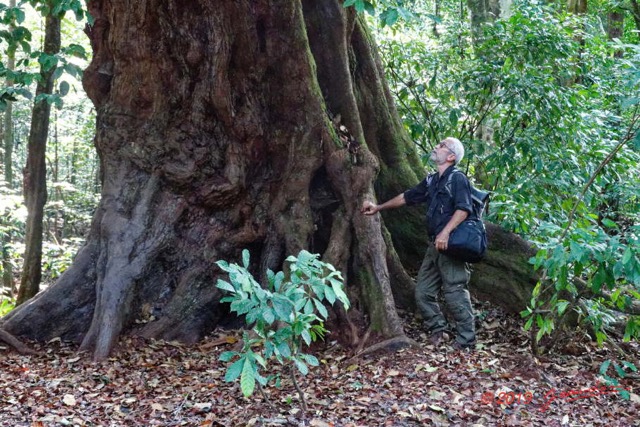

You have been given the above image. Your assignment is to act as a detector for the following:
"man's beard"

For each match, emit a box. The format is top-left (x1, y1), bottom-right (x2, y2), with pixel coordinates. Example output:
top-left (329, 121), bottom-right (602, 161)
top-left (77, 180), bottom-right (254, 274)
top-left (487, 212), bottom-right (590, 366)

top-left (430, 150), bottom-right (444, 164)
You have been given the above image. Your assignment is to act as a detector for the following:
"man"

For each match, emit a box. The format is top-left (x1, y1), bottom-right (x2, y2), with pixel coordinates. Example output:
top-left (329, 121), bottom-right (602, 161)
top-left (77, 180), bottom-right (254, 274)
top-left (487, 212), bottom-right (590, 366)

top-left (361, 137), bottom-right (476, 350)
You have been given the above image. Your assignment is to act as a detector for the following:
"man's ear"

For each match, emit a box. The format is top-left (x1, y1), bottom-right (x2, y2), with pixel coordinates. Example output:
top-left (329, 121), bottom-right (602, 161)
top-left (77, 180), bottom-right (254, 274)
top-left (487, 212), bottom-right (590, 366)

top-left (447, 153), bottom-right (456, 163)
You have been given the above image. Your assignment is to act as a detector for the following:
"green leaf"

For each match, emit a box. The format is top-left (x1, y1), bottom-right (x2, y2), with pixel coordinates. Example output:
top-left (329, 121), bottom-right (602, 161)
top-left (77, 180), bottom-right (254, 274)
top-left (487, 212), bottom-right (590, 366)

top-left (524, 315), bottom-right (534, 330)
top-left (324, 286), bottom-right (336, 305)
top-left (219, 351), bottom-right (236, 362)
top-left (301, 353), bottom-right (319, 366)
top-left (536, 314), bottom-right (544, 329)
top-left (272, 297), bottom-right (293, 321)
top-left (301, 329), bottom-right (312, 346)
top-left (556, 301), bottom-right (570, 315)
top-left (58, 80), bottom-right (70, 96)
top-left (216, 279), bottom-right (236, 293)
top-left (303, 298), bottom-right (314, 315)
top-left (449, 109), bottom-right (459, 127)
top-left (242, 249), bottom-right (250, 268)
top-left (294, 358), bottom-right (309, 375)
top-left (230, 299), bottom-right (255, 315)
top-left (224, 359), bottom-right (244, 382)
top-left (380, 8), bottom-right (399, 27)
top-left (364, 1), bottom-right (375, 16)
top-left (263, 307), bottom-right (275, 324)
top-left (600, 360), bottom-right (611, 377)
top-left (276, 341), bottom-right (291, 358)
top-left (253, 352), bottom-right (267, 368)
top-left (614, 362), bottom-right (626, 378)
top-left (313, 298), bottom-right (329, 320)
top-left (240, 358), bottom-right (256, 397)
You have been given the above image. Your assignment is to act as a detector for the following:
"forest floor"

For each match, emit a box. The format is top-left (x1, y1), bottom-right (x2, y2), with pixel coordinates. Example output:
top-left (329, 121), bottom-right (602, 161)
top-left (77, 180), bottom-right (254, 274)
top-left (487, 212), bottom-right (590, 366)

top-left (1, 302), bottom-right (640, 427)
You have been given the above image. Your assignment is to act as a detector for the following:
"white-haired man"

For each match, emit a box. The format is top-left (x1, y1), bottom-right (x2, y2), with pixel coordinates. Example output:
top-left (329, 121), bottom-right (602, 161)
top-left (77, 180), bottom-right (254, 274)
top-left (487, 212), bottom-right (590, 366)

top-left (361, 137), bottom-right (476, 350)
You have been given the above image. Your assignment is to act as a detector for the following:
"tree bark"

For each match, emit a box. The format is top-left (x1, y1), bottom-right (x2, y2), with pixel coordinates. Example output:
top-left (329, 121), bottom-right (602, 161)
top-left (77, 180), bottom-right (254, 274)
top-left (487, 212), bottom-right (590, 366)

top-left (467, 0), bottom-right (502, 43)
top-left (631, 0), bottom-right (640, 35)
top-left (568, 0), bottom-right (587, 14)
top-left (2, 0), bottom-right (537, 360)
top-left (2, 0), bottom-right (16, 188)
top-left (606, 9), bottom-right (624, 57)
top-left (17, 5), bottom-right (62, 305)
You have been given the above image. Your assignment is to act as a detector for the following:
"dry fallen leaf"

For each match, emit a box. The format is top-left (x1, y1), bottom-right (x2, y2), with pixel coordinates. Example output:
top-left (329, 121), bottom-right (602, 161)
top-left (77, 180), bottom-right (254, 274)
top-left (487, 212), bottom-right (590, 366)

top-left (62, 394), bottom-right (76, 406)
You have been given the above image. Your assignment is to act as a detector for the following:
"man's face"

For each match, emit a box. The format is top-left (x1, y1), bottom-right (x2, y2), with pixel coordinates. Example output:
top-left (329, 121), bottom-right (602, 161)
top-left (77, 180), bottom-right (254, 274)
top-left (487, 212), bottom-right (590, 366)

top-left (431, 141), bottom-right (455, 165)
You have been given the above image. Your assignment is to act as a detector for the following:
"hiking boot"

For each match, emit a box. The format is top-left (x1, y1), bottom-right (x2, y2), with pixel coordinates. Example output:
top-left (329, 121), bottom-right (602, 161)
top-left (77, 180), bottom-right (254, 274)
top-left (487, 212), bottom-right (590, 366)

top-left (429, 331), bottom-right (450, 346)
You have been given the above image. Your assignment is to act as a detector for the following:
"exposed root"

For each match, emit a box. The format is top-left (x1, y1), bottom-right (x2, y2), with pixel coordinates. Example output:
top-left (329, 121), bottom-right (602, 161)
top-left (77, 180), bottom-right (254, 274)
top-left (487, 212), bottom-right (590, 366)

top-left (354, 326), bottom-right (372, 355)
top-left (352, 335), bottom-right (419, 359)
top-left (0, 329), bottom-right (38, 355)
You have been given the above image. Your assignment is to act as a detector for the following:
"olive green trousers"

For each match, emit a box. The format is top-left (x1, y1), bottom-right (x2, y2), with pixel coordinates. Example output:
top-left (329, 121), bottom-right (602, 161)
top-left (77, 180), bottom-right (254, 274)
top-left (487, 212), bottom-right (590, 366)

top-left (416, 244), bottom-right (476, 346)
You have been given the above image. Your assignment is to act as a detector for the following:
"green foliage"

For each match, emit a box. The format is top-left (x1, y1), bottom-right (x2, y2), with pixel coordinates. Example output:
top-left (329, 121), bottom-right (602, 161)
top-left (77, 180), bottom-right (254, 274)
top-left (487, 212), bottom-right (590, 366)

top-left (598, 359), bottom-right (637, 400)
top-left (216, 249), bottom-right (349, 405)
top-left (0, 296), bottom-right (15, 316)
top-left (375, 0), bottom-right (640, 350)
top-left (0, 0), bottom-right (89, 110)
top-left (0, 184), bottom-right (27, 285)
top-left (342, 0), bottom-right (418, 27)
top-left (1, 1), bottom-right (97, 299)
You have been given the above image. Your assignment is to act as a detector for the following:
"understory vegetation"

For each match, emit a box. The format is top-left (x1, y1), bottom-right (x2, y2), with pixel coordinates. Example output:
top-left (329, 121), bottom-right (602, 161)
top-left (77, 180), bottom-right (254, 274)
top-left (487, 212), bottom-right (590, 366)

top-left (374, 0), bottom-right (640, 353)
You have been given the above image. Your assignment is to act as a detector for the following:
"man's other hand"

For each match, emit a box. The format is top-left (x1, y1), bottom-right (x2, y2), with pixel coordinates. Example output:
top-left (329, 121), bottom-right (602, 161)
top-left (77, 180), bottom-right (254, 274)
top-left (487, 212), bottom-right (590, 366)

top-left (361, 201), bottom-right (379, 215)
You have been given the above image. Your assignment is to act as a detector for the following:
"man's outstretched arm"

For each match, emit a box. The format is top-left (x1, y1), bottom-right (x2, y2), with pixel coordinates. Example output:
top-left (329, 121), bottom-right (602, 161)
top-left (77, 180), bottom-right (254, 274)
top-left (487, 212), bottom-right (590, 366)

top-left (361, 193), bottom-right (406, 215)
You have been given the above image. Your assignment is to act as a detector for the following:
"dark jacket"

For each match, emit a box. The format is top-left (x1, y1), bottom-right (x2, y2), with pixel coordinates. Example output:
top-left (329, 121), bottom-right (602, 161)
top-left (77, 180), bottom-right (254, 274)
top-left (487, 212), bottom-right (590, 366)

top-left (403, 165), bottom-right (473, 237)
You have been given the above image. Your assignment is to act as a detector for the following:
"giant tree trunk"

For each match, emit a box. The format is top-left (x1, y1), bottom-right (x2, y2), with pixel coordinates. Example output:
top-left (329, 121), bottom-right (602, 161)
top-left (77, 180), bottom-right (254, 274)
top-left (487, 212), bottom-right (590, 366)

top-left (2, 0), bottom-right (537, 360)
top-left (17, 5), bottom-right (62, 305)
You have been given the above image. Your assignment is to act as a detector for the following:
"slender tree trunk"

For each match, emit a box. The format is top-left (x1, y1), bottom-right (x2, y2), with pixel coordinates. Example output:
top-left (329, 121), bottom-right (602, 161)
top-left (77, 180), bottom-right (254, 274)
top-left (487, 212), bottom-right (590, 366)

top-left (467, 0), bottom-right (502, 44)
top-left (2, 0), bottom-right (538, 360)
top-left (631, 0), bottom-right (640, 35)
top-left (3, 0), bottom-right (17, 188)
top-left (17, 6), bottom-right (62, 305)
top-left (567, 0), bottom-right (587, 14)
top-left (1, 0), bottom-right (16, 295)
top-left (69, 137), bottom-right (77, 185)
top-left (2, 236), bottom-right (14, 297)
top-left (607, 9), bottom-right (624, 57)
top-left (53, 110), bottom-right (59, 185)
top-left (433, 0), bottom-right (441, 37)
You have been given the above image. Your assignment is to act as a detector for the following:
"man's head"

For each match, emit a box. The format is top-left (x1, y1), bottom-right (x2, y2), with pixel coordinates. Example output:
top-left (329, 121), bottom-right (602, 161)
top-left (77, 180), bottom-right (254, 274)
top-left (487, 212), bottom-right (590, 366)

top-left (431, 137), bottom-right (464, 166)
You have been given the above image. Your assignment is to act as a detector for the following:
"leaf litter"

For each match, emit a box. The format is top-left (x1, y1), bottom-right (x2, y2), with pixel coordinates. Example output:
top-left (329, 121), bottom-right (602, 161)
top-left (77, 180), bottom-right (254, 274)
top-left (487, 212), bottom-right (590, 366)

top-left (1, 304), bottom-right (639, 426)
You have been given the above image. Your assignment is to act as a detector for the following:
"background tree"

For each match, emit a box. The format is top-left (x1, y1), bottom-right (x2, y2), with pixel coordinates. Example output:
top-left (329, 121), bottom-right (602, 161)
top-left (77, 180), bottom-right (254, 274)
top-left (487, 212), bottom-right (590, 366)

top-left (2, 0), bottom-right (17, 189)
top-left (17, 1), bottom-right (63, 305)
top-left (1, 0), bottom-right (92, 306)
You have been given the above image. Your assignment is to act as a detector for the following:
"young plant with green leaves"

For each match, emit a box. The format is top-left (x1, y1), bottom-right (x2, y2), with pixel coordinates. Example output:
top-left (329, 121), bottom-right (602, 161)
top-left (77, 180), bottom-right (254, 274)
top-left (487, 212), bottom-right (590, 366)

top-left (599, 358), bottom-right (637, 400)
top-left (216, 249), bottom-right (350, 411)
top-left (520, 37), bottom-right (640, 353)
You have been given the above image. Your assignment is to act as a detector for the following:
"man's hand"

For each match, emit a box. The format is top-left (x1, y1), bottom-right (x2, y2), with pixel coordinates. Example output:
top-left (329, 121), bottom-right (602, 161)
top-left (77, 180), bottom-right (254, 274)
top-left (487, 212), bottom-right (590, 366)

top-left (361, 201), bottom-right (379, 215)
top-left (435, 210), bottom-right (468, 252)
top-left (435, 230), bottom-right (450, 252)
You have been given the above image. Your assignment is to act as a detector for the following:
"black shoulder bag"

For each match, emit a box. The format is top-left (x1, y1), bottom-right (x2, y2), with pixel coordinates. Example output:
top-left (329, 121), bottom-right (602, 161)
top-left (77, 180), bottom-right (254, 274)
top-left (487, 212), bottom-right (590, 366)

top-left (442, 172), bottom-right (489, 263)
